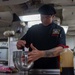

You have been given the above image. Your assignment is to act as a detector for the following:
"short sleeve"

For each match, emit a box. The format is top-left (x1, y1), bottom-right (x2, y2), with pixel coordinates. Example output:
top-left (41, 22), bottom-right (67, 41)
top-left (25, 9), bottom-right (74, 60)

top-left (58, 27), bottom-right (66, 48)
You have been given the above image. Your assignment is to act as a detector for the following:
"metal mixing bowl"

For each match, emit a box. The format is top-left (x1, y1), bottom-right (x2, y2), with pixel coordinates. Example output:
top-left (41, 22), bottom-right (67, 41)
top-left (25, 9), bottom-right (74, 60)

top-left (13, 50), bottom-right (34, 71)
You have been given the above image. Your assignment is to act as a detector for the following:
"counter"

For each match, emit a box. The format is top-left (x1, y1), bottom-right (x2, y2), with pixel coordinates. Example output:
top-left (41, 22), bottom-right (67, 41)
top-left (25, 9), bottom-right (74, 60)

top-left (0, 73), bottom-right (59, 75)
top-left (0, 69), bottom-right (74, 75)
top-left (0, 69), bottom-right (60, 75)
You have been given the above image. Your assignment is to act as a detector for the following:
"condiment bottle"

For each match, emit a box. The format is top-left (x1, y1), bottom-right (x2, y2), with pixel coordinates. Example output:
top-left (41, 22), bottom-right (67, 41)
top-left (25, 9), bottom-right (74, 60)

top-left (60, 45), bottom-right (74, 75)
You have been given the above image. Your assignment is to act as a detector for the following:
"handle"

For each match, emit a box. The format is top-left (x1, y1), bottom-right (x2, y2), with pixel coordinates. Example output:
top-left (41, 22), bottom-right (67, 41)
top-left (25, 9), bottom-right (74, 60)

top-left (22, 47), bottom-right (29, 67)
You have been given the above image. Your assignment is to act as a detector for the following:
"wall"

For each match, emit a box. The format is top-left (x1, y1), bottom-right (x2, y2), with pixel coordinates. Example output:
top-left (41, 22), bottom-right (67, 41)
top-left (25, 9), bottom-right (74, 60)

top-left (66, 35), bottom-right (75, 49)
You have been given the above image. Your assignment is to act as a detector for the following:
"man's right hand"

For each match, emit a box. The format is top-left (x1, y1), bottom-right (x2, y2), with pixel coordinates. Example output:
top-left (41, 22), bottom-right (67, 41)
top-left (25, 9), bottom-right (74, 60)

top-left (16, 40), bottom-right (26, 49)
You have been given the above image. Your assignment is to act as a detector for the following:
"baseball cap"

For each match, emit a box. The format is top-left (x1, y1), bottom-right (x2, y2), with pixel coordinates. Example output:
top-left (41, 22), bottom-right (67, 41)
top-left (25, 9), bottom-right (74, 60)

top-left (38, 4), bottom-right (56, 15)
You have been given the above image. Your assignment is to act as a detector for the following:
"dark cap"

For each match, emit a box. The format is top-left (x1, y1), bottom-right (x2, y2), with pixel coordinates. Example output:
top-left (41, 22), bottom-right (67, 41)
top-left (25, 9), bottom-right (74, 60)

top-left (38, 4), bottom-right (56, 15)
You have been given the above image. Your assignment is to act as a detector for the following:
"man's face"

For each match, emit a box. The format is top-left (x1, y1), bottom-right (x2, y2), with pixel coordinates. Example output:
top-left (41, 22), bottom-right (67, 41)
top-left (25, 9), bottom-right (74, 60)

top-left (41, 14), bottom-right (54, 26)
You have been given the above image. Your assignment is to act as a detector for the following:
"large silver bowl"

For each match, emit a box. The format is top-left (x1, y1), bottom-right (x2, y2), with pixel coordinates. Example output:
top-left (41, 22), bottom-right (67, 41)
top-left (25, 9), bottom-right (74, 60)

top-left (13, 50), bottom-right (34, 71)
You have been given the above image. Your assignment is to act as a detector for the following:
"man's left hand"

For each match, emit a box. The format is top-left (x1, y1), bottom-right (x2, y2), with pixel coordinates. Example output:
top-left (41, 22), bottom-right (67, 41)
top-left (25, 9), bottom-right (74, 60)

top-left (28, 43), bottom-right (45, 63)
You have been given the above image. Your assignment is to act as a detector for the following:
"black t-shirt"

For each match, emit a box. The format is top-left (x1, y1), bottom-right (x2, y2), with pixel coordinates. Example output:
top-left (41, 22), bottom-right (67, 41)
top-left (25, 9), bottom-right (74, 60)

top-left (21, 22), bottom-right (66, 69)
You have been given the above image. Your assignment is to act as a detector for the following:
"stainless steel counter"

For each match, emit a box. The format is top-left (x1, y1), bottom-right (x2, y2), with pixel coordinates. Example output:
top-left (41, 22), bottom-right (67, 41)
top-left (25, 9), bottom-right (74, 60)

top-left (0, 69), bottom-right (74, 75)
top-left (0, 69), bottom-right (60, 75)
top-left (29, 69), bottom-right (60, 75)
top-left (0, 73), bottom-right (59, 75)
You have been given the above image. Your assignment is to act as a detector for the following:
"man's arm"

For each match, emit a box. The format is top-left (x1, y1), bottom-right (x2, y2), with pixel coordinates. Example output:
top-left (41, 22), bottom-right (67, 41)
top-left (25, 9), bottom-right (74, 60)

top-left (44, 46), bottom-right (63, 57)
top-left (28, 44), bottom-right (64, 63)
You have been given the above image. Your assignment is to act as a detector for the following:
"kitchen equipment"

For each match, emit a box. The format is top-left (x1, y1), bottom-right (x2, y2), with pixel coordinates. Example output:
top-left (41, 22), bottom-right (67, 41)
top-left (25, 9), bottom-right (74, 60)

top-left (13, 50), bottom-right (34, 74)
top-left (0, 47), bottom-right (8, 65)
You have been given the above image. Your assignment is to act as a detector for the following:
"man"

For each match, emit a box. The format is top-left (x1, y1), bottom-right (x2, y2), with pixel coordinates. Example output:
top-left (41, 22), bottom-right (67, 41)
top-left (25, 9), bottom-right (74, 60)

top-left (16, 4), bottom-right (66, 69)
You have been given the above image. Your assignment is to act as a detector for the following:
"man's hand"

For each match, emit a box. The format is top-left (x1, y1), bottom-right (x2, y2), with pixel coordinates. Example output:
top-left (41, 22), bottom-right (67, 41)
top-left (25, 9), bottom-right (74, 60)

top-left (28, 44), bottom-right (45, 63)
top-left (16, 40), bottom-right (26, 49)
